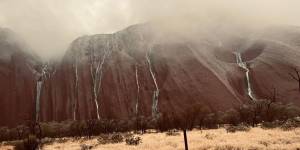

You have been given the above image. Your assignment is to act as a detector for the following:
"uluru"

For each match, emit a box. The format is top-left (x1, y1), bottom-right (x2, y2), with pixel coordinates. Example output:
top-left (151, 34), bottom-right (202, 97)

top-left (1, 1), bottom-right (300, 149)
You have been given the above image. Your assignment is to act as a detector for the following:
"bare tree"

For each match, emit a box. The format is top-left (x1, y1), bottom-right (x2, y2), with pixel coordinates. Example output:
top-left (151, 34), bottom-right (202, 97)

top-left (250, 101), bottom-right (264, 127)
top-left (289, 67), bottom-right (300, 92)
top-left (265, 87), bottom-right (277, 110)
top-left (26, 120), bottom-right (42, 140)
top-left (16, 125), bottom-right (27, 140)
top-left (264, 87), bottom-right (277, 122)
top-left (85, 120), bottom-right (97, 139)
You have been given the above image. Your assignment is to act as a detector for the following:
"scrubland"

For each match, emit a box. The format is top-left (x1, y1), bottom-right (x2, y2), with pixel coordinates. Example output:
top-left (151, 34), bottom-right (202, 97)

top-left (2, 127), bottom-right (297, 150)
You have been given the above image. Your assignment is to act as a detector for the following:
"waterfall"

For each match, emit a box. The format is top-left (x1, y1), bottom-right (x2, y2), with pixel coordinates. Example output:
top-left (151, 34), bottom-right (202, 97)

top-left (135, 64), bottom-right (140, 115)
top-left (35, 64), bottom-right (49, 121)
top-left (146, 47), bottom-right (160, 118)
top-left (73, 62), bottom-right (79, 121)
top-left (35, 79), bottom-right (43, 122)
top-left (90, 41), bottom-right (110, 120)
top-left (234, 52), bottom-right (256, 101)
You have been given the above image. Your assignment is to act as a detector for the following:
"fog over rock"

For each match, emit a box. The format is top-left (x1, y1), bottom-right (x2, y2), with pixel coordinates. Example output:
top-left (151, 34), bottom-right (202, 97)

top-left (1, 0), bottom-right (300, 60)
top-left (1, 23), bottom-right (300, 127)
top-left (1, 0), bottom-right (300, 126)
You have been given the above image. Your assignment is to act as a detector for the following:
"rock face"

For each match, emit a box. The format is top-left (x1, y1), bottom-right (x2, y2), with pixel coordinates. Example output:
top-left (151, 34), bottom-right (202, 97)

top-left (1, 24), bottom-right (300, 127)
top-left (38, 24), bottom-right (243, 122)
top-left (250, 27), bottom-right (300, 105)
top-left (0, 28), bottom-right (40, 126)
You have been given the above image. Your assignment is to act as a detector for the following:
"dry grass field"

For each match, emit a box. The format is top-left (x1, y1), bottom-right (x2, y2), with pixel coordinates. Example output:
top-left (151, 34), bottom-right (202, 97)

top-left (2, 127), bottom-right (300, 150)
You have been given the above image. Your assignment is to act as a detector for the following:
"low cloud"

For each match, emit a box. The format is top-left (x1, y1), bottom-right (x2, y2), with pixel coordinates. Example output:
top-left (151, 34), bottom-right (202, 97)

top-left (0, 0), bottom-right (300, 59)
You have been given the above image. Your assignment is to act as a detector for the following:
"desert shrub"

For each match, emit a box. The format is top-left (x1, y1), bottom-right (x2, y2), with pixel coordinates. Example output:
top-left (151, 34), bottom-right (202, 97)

top-left (92, 119), bottom-right (119, 134)
top-left (280, 118), bottom-right (300, 131)
top-left (133, 116), bottom-right (149, 134)
top-left (25, 121), bottom-right (42, 140)
top-left (97, 133), bottom-right (124, 144)
top-left (69, 121), bottom-right (86, 137)
top-left (14, 134), bottom-right (40, 150)
top-left (8, 128), bottom-right (20, 141)
top-left (279, 104), bottom-right (300, 120)
top-left (85, 119), bottom-right (99, 138)
top-left (0, 127), bottom-right (24, 141)
top-left (123, 132), bottom-right (134, 138)
top-left (0, 127), bottom-right (10, 142)
top-left (156, 113), bottom-right (173, 132)
top-left (204, 133), bottom-right (216, 140)
top-left (40, 122), bottom-right (65, 138)
top-left (203, 113), bottom-right (219, 129)
top-left (23, 134), bottom-right (39, 150)
top-left (111, 133), bottom-right (124, 143)
top-left (97, 134), bottom-right (110, 144)
top-left (12, 140), bottom-right (25, 150)
top-left (165, 129), bottom-right (180, 136)
top-left (183, 103), bottom-right (211, 130)
top-left (261, 121), bottom-right (283, 129)
top-left (56, 137), bottom-right (68, 143)
top-left (80, 144), bottom-right (93, 150)
top-left (125, 136), bottom-right (142, 145)
top-left (231, 99), bottom-right (300, 127)
top-left (58, 121), bottom-right (73, 137)
top-left (226, 124), bottom-right (250, 133)
top-left (222, 109), bottom-right (240, 125)
top-left (259, 140), bottom-right (270, 147)
top-left (156, 104), bottom-right (212, 131)
top-left (16, 125), bottom-right (29, 140)
top-left (215, 145), bottom-right (243, 150)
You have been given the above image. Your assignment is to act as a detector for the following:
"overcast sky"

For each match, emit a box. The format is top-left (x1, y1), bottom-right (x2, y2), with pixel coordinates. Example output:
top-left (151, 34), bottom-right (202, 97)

top-left (0, 0), bottom-right (300, 59)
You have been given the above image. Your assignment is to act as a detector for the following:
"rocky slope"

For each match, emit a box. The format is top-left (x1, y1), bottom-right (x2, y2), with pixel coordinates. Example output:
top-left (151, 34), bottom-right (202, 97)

top-left (251, 26), bottom-right (300, 105)
top-left (37, 24), bottom-right (242, 122)
top-left (0, 28), bottom-right (41, 126)
top-left (1, 24), bottom-right (300, 126)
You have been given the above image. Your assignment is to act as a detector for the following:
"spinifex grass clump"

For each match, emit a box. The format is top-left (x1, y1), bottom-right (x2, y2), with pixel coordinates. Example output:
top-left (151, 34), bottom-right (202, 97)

top-left (261, 121), bottom-right (284, 129)
top-left (125, 136), bottom-right (142, 145)
top-left (226, 124), bottom-right (250, 133)
top-left (14, 134), bottom-right (39, 150)
top-left (280, 118), bottom-right (300, 131)
top-left (97, 133), bottom-right (124, 144)
top-left (166, 129), bottom-right (180, 136)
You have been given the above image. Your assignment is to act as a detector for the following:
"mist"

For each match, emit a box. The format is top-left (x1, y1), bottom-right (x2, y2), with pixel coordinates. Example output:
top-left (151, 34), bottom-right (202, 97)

top-left (0, 0), bottom-right (300, 60)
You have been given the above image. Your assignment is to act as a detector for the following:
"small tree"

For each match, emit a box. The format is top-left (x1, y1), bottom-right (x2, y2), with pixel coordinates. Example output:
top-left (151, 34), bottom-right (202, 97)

top-left (250, 101), bottom-right (264, 127)
top-left (222, 109), bottom-right (240, 125)
top-left (203, 113), bottom-right (219, 129)
top-left (0, 127), bottom-right (9, 142)
top-left (69, 121), bottom-right (85, 137)
top-left (25, 121), bottom-right (42, 140)
top-left (289, 67), bottom-right (300, 92)
top-left (134, 116), bottom-right (147, 134)
top-left (156, 113), bottom-right (173, 132)
top-left (264, 88), bottom-right (277, 122)
top-left (235, 105), bottom-right (252, 124)
top-left (182, 103), bottom-right (210, 130)
top-left (16, 125), bottom-right (27, 140)
top-left (85, 120), bottom-right (97, 139)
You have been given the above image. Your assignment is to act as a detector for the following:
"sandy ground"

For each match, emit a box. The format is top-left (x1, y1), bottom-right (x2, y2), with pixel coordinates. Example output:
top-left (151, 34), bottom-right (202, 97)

top-left (2, 128), bottom-right (300, 150)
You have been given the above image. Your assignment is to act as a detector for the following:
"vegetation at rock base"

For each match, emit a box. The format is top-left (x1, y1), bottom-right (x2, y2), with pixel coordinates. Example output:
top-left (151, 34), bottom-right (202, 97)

top-left (0, 99), bottom-right (300, 149)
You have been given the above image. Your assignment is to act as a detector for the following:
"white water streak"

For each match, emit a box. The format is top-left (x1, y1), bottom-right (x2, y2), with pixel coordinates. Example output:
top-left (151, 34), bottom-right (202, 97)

top-left (35, 80), bottom-right (43, 122)
top-left (235, 52), bottom-right (256, 101)
top-left (91, 41), bottom-right (110, 120)
top-left (135, 64), bottom-right (140, 115)
top-left (146, 47), bottom-right (160, 118)
top-left (35, 64), bottom-right (49, 121)
top-left (73, 62), bottom-right (78, 121)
